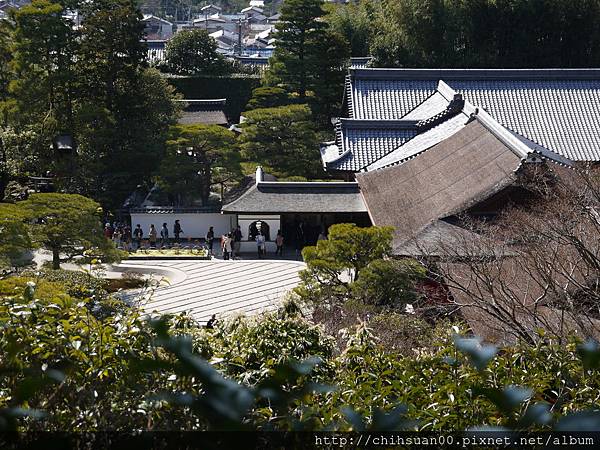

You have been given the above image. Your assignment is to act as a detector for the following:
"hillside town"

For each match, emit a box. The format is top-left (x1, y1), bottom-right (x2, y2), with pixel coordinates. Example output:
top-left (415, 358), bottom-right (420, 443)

top-left (0, 0), bottom-right (600, 445)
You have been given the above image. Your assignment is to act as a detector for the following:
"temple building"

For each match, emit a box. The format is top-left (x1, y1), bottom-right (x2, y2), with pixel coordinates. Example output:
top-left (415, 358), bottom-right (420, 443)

top-left (130, 68), bottom-right (600, 255)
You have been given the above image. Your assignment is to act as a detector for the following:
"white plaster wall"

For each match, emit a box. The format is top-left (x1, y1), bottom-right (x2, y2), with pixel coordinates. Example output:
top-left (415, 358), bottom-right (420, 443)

top-left (130, 213), bottom-right (235, 240)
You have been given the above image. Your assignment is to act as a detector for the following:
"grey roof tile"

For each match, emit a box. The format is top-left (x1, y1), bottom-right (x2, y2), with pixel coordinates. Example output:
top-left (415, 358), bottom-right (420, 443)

top-left (327, 120), bottom-right (417, 172)
top-left (347, 69), bottom-right (600, 161)
top-left (402, 91), bottom-right (450, 120)
top-left (448, 79), bottom-right (600, 161)
top-left (222, 182), bottom-right (367, 214)
top-left (351, 79), bottom-right (436, 119)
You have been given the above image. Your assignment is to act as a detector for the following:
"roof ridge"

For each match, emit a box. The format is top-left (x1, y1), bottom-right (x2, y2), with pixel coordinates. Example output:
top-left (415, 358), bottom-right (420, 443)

top-left (415, 94), bottom-right (464, 133)
top-left (339, 118), bottom-right (419, 129)
top-left (349, 68), bottom-right (600, 80)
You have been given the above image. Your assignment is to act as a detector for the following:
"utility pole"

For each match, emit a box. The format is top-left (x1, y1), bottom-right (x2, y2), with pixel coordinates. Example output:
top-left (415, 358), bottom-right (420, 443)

top-left (237, 18), bottom-right (244, 56)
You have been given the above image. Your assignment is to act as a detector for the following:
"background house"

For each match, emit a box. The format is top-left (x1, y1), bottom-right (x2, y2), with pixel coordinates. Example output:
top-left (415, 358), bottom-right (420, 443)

top-left (142, 14), bottom-right (173, 40)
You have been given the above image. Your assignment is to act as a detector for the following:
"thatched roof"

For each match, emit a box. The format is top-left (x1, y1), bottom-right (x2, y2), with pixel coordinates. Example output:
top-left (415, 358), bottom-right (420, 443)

top-left (356, 120), bottom-right (523, 254)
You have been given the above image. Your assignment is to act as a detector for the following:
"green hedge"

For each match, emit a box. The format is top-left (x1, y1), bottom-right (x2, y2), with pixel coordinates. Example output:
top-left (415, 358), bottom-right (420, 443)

top-left (166, 75), bottom-right (261, 123)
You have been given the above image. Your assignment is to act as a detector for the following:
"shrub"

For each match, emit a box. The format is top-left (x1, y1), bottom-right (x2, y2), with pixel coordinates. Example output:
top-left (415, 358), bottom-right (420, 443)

top-left (352, 258), bottom-right (426, 307)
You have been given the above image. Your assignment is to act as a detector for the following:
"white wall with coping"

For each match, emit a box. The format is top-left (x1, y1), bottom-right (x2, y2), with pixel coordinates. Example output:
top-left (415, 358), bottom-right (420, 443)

top-left (130, 212), bottom-right (235, 240)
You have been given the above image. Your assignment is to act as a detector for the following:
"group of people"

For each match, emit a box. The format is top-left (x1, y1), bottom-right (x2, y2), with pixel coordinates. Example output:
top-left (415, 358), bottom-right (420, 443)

top-left (204, 226), bottom-right (286, 259)
top-left (105, 219), bottom-right (291, 257)
top-left (106, 220), bottom-right (184, 251)
top-left (205, 225), bottom-right (243, 260)
top-left (104, 223), bottom-right (133, 251)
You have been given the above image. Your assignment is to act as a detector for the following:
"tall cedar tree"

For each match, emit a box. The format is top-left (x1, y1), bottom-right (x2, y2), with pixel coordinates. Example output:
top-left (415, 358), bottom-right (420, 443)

top-left (6, 1), bottom-right (77, 170)
top-left (269, 0), bottom-right (348, 115)
top-left (270, 0), bottom-right (326, 99)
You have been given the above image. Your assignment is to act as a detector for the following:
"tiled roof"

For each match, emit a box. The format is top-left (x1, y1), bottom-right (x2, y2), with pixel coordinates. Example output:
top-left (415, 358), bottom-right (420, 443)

top-left (450, 80), bottom-right (600, 161)
top-left (145, 40), bottom-right (167, 63)
top-left (130, 205), bottom-right (221, 213)
top-left (176, 99), bottom-right (228, 126)
top-left (366, 113), bottom-right (469, 171)
top-left (349, 57), bottom-right (373, 69)
top-left (350, 78), bottom-right (436, 120)
top-left (324, 119), bottom-right (417, 172)
top-left (346, 68), bottom-right (600, 161)
top-left (222, 181), bottom-right (367, 214)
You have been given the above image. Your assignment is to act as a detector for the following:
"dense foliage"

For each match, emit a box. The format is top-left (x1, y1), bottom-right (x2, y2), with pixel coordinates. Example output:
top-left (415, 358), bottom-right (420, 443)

top-left (238, 104), bottom-right (322, 179)
top-left (164, 29), bottom-right (231, 76)
top-left (267, 0), bottom-right (349, 126)
top-left (2, 275), bottom-right (600, 433)
top-left (158, 124), bottom-right (241, 206)
top-left (325, 0), bottom-right (600, 68)
top-left (167, 75), bottom-right (260, 124)
top-left (0, 193), bottom-right (122, 271)
top-left (0, 0), bottom-right (179, 209)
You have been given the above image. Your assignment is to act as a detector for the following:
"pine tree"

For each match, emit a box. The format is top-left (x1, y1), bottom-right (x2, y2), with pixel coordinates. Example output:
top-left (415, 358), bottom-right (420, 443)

top-left (267, 0), bottom-right (349, 127)
top-left (269, 0), bottom-right (327, 99)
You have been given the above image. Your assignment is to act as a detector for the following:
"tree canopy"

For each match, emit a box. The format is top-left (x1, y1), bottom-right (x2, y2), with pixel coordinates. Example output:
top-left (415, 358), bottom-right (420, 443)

top-left (238, 104), bottom-right (322, 179)
top-left (267, 0), bottom-right (349, 127)
top-left (329, 0), bottom-right (600, 68)
top-left (158, 124), bottom-right (241, 206)
top-left (18, 193), bottom-right (119, 269)
top-left (0, 0), bottom-right (179, 210)
top-left (164, 29), bottom-right (229, 76)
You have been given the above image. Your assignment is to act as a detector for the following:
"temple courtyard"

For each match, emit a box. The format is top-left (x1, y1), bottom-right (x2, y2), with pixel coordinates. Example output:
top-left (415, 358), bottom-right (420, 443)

top-left (116, 258), bottom-right (306, 323)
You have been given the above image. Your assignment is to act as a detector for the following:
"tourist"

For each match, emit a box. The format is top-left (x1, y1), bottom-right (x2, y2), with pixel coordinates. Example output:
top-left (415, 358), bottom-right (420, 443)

top-left (104, 223), bottom-right (113, 239)
top-left (122, 225), bottom-right (132, 252)
top-left (149, 224), bottom-right (157, 249)
top-left (112, 226), bottom-right (122, 248)
top-left (133, 224), bottom-right (143, 250)
top-left (232, 225), bottom-right (242, 259)
top-left (295, 221), bottom-right (305, 255)
top-left (256, 232), bottom-right (266, 258)
top-left (173, 220), bottom-right (183, 245)
top-left (205, 314), bottom-right (217, 329)
top-left (160, 223), bottom-right (169, 248)
top-left (275, 229), bottom-right (284, 256)
top-left (318, 231), bottom-right (327, 241)
top-left (222, 233), bottom-right (232, 260)
top-left (206, 226), bottom-right (215, 255)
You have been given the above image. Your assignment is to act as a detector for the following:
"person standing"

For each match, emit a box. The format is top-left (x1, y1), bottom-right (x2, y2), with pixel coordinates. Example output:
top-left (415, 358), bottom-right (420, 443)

top-left (256, 232), bottom-right (265, 258)
top-left (232, 225), bottom-right (242, 259)
top-left (205, 314), bottom-right (217, 329)
top-left (104, 223), bottom-right (113, 239)
top-left (275, 229), bottom-right (284, 256)
top-left (206, 226), bottom-right (215, 255)
top-left (149, 224), bottom-right (157, 249)
top-left (133, 224), bottom-right (143, 250)
top-left (222, 233), bottom-right (232, 260)
top-left (112, 226), bottom-right (122, 249)
top-left (173, 220), bottom-right (183, 245)
top-left (122, 225), bottom-right (132, 252)
top-left (295, 221), bottom-right (305, 255)
top-left (160, 223), bottom-right (169, 248)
